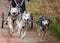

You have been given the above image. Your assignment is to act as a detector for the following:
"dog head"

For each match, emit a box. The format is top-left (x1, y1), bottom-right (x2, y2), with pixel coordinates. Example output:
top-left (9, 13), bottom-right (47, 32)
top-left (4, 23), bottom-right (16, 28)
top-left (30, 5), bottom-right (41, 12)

top-left (41, 16), bottom-right (50, 29)
top-left (22, 11), bottom-right (31, 22)
top-left (38, 16), bottom-right (50, 29)
top-left (10, 8), bottom-right (18, 17)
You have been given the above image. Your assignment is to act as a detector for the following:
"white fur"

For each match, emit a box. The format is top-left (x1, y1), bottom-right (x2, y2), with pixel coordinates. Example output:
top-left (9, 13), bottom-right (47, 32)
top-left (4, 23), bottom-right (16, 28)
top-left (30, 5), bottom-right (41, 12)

top-left (7, 10), bottom-right (31, 39)
top-left (42, 20), bottom-right (49, 25)
top-left (7, 17), bottom-right (14, 35)
top-left (10, 8), bottom-right (18, 15)
top-left (22, 11), bottom-right (31, 22)
top-left (16, 11), bottom-right (31, 39)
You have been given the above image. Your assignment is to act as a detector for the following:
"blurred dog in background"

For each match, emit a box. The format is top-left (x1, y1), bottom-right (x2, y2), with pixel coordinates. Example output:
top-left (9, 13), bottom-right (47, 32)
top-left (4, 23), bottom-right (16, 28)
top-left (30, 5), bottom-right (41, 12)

top-left (36, 16), bottom-right (50, 42)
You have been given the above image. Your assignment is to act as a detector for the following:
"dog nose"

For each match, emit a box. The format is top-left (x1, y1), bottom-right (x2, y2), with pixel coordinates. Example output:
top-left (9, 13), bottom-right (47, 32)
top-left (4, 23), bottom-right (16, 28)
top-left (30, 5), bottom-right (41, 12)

top-left (45, 24), bottom-right (48, 26)
top-left (27, 19), bottom-right (29, 21)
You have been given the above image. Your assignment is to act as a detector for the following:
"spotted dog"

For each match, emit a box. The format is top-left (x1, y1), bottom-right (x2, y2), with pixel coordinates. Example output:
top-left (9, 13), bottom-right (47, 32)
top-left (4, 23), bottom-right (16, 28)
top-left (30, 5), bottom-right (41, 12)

top-left (7, 7), bottom-right (19, 36)
top-left (36, 16), bottom-right (50, 42)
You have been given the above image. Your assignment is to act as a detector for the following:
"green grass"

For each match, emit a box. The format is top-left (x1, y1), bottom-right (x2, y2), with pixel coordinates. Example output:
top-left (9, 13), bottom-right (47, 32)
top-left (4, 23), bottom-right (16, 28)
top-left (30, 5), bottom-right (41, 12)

top-left (49, 16), bottom-right (60, 40)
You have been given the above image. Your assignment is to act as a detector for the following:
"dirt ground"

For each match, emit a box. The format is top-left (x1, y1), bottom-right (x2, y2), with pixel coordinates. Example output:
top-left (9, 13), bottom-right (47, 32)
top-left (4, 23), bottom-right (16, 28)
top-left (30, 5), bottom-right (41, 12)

top-left (0, 0), bottom-right (60, 43)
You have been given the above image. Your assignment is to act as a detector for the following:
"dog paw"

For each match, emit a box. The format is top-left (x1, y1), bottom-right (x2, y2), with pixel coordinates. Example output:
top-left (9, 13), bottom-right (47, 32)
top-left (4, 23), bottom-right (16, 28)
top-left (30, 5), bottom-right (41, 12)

top-left (20, 35), bottom-right (25, 39)
top-left (20, 34), bottom-right (26, 39)
top-left (16, 32), bottom-right (20, 37)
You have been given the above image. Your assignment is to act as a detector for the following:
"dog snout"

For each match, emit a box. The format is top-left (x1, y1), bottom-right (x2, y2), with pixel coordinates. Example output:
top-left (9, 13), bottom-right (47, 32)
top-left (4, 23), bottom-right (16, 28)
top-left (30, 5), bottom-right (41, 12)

top-left (45, 24), bottom-right (48, 26)
top-left (13, 12), bottom-right (16, 15)
top-left (44, 24), bottom-right (48, 28)
top-left (27, 19), bottom-right (30, 21)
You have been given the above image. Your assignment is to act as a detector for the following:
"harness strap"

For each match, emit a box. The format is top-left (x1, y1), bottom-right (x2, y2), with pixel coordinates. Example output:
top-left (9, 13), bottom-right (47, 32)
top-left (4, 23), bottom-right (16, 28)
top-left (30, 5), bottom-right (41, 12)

top-left (14, 0), bottom-right (24, 6)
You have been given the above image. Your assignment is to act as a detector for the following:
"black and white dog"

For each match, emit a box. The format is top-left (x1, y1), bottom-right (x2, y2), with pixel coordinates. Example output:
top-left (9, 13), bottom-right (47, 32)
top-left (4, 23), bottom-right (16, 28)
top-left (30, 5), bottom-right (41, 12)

top-left (36, 16), bottom-right (50, 41)
top-left (7, 7), bottom-right (32, 39)
top-left (7, 7), bottom-right (19, 36)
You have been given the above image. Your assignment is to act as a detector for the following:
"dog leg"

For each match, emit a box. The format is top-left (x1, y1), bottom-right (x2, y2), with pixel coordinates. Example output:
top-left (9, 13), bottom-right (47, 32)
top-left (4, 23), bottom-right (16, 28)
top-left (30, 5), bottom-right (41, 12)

top-left (37, 29), bottom-right (40, 36)
top-left (24, 31), bottom-right (26, 37)
top-left (15, 25), bottom-right (18, 31)
top-left (23, 26), bottom-right (28, 38)
top-left (6, 17), bottom-right (9, 25)
top-left (9, 24), bottom-right (14, 35)
top-left (40, 31), bottom-right (46, 42)
top-left (17, 29), bottom-right (20, 37)
top-left (21, 30), bottom-right (26, 39)
top-left (21, 27), bottom-right (27, 39)
top-left (38, 26), bottom-right (46, 42)
top-left (37, 26), bottom-right (43, 36)
top-left (21, 30), bottom-right (24, 39)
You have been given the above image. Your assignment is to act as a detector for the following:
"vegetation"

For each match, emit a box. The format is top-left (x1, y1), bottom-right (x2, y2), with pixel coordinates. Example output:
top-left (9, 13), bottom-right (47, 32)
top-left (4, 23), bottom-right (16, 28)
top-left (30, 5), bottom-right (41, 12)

top-left (49, 16), bottom-right (60, 40)
top-left (26, 0), bottom-right (60, 39)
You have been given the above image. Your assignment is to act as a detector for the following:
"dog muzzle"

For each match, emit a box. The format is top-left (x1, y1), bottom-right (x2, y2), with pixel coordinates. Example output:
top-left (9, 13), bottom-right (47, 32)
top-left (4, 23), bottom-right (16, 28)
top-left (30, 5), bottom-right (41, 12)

top-left (11, 12), bottom-right (18, 17)
top-left (42, 20), bottom-right (49, 26)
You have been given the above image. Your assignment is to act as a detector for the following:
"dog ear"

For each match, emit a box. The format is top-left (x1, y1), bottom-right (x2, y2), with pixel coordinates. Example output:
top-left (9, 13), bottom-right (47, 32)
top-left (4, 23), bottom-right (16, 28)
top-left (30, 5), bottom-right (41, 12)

top-left (24, 11), bottom-right (26, 13)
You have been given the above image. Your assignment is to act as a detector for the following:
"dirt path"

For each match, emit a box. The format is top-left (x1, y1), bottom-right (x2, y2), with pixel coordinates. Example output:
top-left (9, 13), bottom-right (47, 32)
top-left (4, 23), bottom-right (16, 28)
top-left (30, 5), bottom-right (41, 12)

top-left (0, 0), bottom-right (60, 43)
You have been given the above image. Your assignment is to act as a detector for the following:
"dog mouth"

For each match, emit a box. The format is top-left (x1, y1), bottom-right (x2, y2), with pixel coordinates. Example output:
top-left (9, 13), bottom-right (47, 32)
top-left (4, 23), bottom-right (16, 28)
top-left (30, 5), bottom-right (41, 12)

top-left (11, 13), bottom-right (17, 17)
